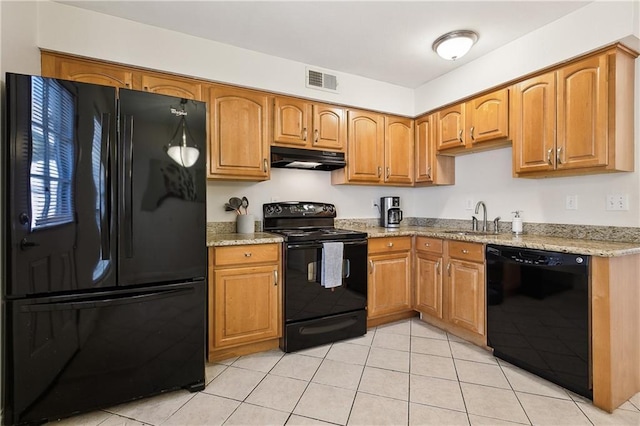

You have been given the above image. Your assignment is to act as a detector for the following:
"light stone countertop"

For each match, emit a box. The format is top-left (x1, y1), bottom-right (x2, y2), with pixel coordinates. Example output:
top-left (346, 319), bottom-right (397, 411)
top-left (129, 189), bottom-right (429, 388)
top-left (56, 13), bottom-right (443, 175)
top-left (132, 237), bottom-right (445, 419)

top-left (205, 226), bottom-right (640, 257)
top-left (342, 225), bottom-right (640, 257)
top-left (206, 231), bottom-right (283, 247)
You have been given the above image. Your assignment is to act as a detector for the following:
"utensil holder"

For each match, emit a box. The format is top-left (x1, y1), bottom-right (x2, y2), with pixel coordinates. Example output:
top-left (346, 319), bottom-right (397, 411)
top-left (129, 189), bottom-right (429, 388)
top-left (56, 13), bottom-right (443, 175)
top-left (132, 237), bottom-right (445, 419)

top-left (236, 214), bottom-right (255, 234)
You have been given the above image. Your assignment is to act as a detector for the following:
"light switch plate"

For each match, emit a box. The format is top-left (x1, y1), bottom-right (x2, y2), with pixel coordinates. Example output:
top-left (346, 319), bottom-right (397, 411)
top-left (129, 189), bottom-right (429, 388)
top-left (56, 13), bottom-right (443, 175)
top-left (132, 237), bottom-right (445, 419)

top-left (566, 195), bottom-right (578, 210)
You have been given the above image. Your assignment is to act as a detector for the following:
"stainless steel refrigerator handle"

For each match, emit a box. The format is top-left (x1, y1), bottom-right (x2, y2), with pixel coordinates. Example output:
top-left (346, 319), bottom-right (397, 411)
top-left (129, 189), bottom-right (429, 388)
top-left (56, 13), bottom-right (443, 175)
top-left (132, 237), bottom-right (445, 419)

top-left (123, 115), bottom-right (134, 258)
top-left (100, 113), bottom-right (111, 260)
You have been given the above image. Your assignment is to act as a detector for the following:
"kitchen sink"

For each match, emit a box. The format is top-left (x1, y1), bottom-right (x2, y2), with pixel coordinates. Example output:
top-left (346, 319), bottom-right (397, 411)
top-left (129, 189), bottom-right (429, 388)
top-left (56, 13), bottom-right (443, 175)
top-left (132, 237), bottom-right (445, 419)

top-left (441, 230), bottom-right (494, 236)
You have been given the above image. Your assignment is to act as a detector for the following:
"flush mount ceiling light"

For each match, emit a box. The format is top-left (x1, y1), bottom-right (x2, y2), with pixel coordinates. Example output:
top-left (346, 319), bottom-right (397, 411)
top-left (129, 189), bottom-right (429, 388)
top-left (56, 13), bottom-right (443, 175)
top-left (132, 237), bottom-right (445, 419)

top-left (432, 30), bottom-right (479, 61)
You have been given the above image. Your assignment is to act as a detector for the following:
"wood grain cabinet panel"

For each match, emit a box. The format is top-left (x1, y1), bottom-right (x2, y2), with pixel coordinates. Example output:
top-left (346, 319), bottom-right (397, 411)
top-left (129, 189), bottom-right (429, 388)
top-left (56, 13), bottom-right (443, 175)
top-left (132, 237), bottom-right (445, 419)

top-left (367, 237), bottom-right (413, 325)
top-left (140, 73), bottom-right (203, 100)
top-left (208, 86), bottom-right (271, 180)
top-left (41, 52), bottom-right (133, 89)
top-left (513, 46), bottom-right (636, 177)
top-left (384, 116), bottom-right (414, 185)
top-left (273, 97), bottom-right (346, 151)
top-left (208, 244), bottom-right (281, 360)
top-left (414, 114), bottom-right (455, 186)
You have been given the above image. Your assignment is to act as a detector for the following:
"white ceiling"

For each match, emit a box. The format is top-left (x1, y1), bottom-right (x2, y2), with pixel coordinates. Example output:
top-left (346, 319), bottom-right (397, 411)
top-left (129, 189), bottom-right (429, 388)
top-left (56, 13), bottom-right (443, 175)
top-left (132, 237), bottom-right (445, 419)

top-left (60, 1), bottom-right (591, 88)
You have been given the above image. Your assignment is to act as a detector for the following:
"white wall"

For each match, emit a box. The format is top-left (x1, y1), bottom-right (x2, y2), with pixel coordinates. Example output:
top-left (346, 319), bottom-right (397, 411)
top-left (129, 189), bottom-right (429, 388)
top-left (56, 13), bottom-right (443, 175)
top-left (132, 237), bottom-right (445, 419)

top-left (414, 1), bottom-right (640, 227)
top-left (36, 1), bottom-right (414, 116)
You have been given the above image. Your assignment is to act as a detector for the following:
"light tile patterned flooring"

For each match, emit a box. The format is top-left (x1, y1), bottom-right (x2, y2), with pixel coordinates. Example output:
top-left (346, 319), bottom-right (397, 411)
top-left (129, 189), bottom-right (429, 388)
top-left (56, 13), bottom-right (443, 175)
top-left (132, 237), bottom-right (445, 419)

top-left (56, 318), bottom-right (640, 425)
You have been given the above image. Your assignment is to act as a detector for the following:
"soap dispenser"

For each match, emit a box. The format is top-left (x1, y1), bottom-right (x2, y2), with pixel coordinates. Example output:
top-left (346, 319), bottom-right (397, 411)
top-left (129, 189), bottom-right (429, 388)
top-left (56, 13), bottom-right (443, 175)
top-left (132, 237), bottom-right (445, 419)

top-left (512, 211), bottom-right (523, 235)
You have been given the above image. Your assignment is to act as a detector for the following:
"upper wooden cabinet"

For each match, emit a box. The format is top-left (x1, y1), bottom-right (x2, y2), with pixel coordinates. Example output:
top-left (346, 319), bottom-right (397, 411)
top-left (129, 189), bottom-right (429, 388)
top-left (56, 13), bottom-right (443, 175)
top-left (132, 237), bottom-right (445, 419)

top-left (513, 46), bottom-right (635, 177)
top-left (140, 73), bottom-right (203, 100)
top-left (42, 51), bottom-right (134, 89)
top-left (415, 114), bottom-right (455, 186)
top-left (385, 116), bottom-right (414, 185)
top-left (332, 111), bottom-right (413, 186)
top-left (333, 110), bottom-right (385, 183)
top-left (273, 97), bottom-right (346, 151)
top-left (208, 85), bottom-right (271, 180)
top-left (436, 88), bottom-right (510, 154)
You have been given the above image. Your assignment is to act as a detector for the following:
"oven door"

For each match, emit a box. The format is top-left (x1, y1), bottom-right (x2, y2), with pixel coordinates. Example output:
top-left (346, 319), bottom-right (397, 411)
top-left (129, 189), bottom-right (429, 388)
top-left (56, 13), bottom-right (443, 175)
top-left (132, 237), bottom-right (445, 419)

top-left (284, 239), bottom-right (367, 323)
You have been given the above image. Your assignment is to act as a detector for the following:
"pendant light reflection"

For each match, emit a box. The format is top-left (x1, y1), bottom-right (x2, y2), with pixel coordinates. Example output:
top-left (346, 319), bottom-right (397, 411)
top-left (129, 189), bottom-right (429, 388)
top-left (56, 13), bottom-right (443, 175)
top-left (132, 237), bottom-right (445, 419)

top-left (432, 30), bottom-right (479, 61)
top-left (166, 101), bottom-right (199, 168)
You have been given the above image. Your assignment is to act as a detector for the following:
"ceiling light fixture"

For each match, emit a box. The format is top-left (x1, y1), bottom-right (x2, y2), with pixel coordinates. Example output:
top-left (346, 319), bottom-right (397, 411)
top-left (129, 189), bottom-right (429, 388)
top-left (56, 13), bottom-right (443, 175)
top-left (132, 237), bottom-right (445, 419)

top-left (432, 30), bottom-right (479, 61)
top-left (166, 100), bottom-right (199, 168)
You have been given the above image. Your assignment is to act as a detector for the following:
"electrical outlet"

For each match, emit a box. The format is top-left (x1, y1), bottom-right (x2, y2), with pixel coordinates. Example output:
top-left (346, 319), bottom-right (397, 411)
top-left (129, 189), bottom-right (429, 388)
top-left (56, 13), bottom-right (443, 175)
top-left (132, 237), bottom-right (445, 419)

top-left (372, 199), bottom-right (378, 209)
top-left (566, 195), bottom-right (578, 210)
top-left (465, 198), bottom-right (474, 210)
top-left (606, 194), bottom-right (629, 211)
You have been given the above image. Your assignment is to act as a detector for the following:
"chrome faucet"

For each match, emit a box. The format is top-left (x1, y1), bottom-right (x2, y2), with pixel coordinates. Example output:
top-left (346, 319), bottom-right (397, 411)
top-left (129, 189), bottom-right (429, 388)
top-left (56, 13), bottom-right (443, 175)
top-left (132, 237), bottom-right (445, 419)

top-left (475, 201), bottom-right (487, 232)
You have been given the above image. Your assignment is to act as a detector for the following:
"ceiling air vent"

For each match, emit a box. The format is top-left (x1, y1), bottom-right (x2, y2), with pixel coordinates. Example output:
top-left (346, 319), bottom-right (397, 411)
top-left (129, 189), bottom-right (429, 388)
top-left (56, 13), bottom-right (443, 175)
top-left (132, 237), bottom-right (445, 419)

top-left (306, 68), bottom-right (339, 92)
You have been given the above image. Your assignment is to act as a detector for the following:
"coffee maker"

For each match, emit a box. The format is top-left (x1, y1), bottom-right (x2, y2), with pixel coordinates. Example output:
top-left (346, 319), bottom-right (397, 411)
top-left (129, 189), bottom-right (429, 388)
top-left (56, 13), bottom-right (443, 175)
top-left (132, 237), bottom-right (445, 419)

top-left (380, 196), bottom-right (403, 228)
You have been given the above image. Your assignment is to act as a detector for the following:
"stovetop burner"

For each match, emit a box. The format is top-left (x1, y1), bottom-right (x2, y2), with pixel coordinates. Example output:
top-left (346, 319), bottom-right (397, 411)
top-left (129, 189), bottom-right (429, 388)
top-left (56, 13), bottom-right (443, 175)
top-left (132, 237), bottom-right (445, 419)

top-left (263, 202), bottom-right (367, 242)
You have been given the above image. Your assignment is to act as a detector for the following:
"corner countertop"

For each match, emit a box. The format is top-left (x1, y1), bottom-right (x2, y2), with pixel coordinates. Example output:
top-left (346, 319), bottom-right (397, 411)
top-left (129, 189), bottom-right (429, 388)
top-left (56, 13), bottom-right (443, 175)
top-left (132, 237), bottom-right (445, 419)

top-left (341, 225), bottom-right (640, 257)
top-left (205, 226), bottom-right (640, 257)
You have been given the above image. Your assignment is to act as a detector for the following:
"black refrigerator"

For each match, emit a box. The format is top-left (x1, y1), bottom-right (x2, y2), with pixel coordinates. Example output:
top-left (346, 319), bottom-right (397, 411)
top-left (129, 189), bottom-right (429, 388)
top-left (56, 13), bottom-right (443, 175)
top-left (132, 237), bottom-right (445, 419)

top-left (2, 73), bottom-right (207, 425)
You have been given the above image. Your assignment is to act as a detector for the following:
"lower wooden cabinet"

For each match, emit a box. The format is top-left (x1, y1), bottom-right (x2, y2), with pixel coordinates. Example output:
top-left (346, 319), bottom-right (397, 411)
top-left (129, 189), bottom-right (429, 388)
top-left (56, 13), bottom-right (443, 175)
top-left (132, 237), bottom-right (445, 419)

top-left (208, 243), bottom-right (281, 361)
top-left (415, 238), bottom-right (486, 344)
top-left (367, 236), bottom-right (414, 326)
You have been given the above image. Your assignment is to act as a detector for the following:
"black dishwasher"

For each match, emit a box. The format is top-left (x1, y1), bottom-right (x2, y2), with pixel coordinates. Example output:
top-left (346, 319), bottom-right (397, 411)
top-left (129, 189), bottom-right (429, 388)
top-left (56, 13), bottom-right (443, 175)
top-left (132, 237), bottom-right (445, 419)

top-left (486, 245), bottom-right (591, 399)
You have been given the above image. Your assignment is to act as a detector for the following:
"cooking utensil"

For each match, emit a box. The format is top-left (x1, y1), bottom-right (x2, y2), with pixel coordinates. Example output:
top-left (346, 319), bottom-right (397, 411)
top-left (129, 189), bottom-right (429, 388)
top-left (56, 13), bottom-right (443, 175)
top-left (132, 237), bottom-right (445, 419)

top-left (241, 197), bottom-right (249, 214)
top-left (224, 203), bottom-right (236, 212)
top-left (228, 197), bottom-right (242, 214)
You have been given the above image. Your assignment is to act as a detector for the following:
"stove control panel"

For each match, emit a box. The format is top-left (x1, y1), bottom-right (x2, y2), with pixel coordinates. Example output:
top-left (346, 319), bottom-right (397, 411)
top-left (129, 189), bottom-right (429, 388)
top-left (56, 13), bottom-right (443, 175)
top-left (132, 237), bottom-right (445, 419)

top-left (263, 202), bottom-right (336, 218)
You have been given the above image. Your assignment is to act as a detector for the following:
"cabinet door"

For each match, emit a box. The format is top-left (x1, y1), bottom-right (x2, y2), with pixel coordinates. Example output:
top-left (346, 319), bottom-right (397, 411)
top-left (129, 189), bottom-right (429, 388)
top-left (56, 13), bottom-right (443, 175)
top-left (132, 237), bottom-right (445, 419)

top-left (436, 104), bottom-right (466, 151)
top-left (212, 265), bottom-right (279, 348)
top-left (446, 259), bottom-right (485, 336)
top-left (42, 54), bottom-right (133, 89)
top-left (368, 252), bottom-right (412, 318)
top-left (208, 86), bottom-right (270, 180)
top-left (384, 116), bottom-right (414, 184)
top-left (273, 97), bottom-right (311, 147)
top-left (313, 104), bottom-right (346, 151)
top-left (140, 73), bottom-right (202, 100)
top-left (415, 252), bottom-right (443, 319)
top-left (346, 110), bottom-right (384, 183)
top-left (556, 54), bottom-right (609, 170)
top-left (512, 73), bottom-right (557, 173)
top-left (415, 115), bottom-right (435, 183)
top-left (467, 88), bottom-right (509, 144)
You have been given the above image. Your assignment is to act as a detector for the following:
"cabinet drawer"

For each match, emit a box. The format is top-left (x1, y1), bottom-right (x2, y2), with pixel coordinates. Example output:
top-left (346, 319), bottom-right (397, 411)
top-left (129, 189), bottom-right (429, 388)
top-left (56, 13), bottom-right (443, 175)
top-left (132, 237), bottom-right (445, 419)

top-left (369, 236), bottom-right (412, 254)
top-left (447, 241), bottom-right (484, 263)
top-left (214, 244), bottom-right (279, 267)
top-left (415, 237), bottom-right (443, 254)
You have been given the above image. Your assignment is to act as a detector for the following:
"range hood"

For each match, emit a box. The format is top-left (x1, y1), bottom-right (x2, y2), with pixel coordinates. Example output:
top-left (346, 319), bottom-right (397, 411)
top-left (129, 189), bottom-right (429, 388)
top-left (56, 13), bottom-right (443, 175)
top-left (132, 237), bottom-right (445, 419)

top-left (271, 146), bottom-right (346, 171)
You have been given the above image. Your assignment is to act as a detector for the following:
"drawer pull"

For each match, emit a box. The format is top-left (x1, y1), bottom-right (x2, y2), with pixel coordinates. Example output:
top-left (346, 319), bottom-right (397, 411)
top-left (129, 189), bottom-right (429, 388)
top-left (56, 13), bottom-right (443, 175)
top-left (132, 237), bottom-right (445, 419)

top-left (447, 262), bottom-right (451, 276)
top-left (274, 270), bottom-right (278, 286)
top-left (461, 249), bottom-right (469, 254)
top-left (387, 242), bottom-right (394, 248)
top-left (369, 260), bottom-right (374, 274)
top-left (436, 260), bottom-right (440, 275)
top-left (244, 252), bottom-right (252, 257)
top-left (424, 243), bottom-right (430, 247)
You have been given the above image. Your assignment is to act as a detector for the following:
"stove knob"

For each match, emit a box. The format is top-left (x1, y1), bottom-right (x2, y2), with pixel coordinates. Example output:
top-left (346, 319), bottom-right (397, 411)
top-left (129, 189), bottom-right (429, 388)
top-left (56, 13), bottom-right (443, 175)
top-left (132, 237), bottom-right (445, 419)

top-left (274, 205), bottom-right (283, 214)
top-left (265, 206), bottom-right (275, 215)
top-left (327, 205), bottom-right (335, 213)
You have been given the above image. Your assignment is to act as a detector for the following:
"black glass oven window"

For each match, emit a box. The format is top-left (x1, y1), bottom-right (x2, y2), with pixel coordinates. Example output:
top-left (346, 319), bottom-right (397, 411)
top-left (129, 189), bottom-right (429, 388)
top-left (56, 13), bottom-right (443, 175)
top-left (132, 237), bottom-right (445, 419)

top-left (30, 77), bottom-right (75, 229)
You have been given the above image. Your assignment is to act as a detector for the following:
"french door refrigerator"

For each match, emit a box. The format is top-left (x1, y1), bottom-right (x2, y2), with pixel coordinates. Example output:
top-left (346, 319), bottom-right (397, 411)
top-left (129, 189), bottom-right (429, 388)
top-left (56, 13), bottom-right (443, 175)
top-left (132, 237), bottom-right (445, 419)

top-left (2, 73), bottom-right (207, 425)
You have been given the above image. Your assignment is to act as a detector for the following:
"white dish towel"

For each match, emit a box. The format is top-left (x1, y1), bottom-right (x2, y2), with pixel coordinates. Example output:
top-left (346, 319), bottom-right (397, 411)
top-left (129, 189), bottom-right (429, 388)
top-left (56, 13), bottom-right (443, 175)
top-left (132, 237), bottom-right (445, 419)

top-left (321, 242), bottom-right (344, 289)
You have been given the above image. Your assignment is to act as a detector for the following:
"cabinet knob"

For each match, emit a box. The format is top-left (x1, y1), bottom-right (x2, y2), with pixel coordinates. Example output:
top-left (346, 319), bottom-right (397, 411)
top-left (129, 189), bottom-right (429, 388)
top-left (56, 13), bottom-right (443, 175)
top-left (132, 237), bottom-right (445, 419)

top-left (461, 249), bottom-right (469, 254)
top-left (387, 242), bottom-right (394, 247)
top-left (244, 252), bottom-right (252, 257)
top-left (424, 243), bottom-right (430, 247)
